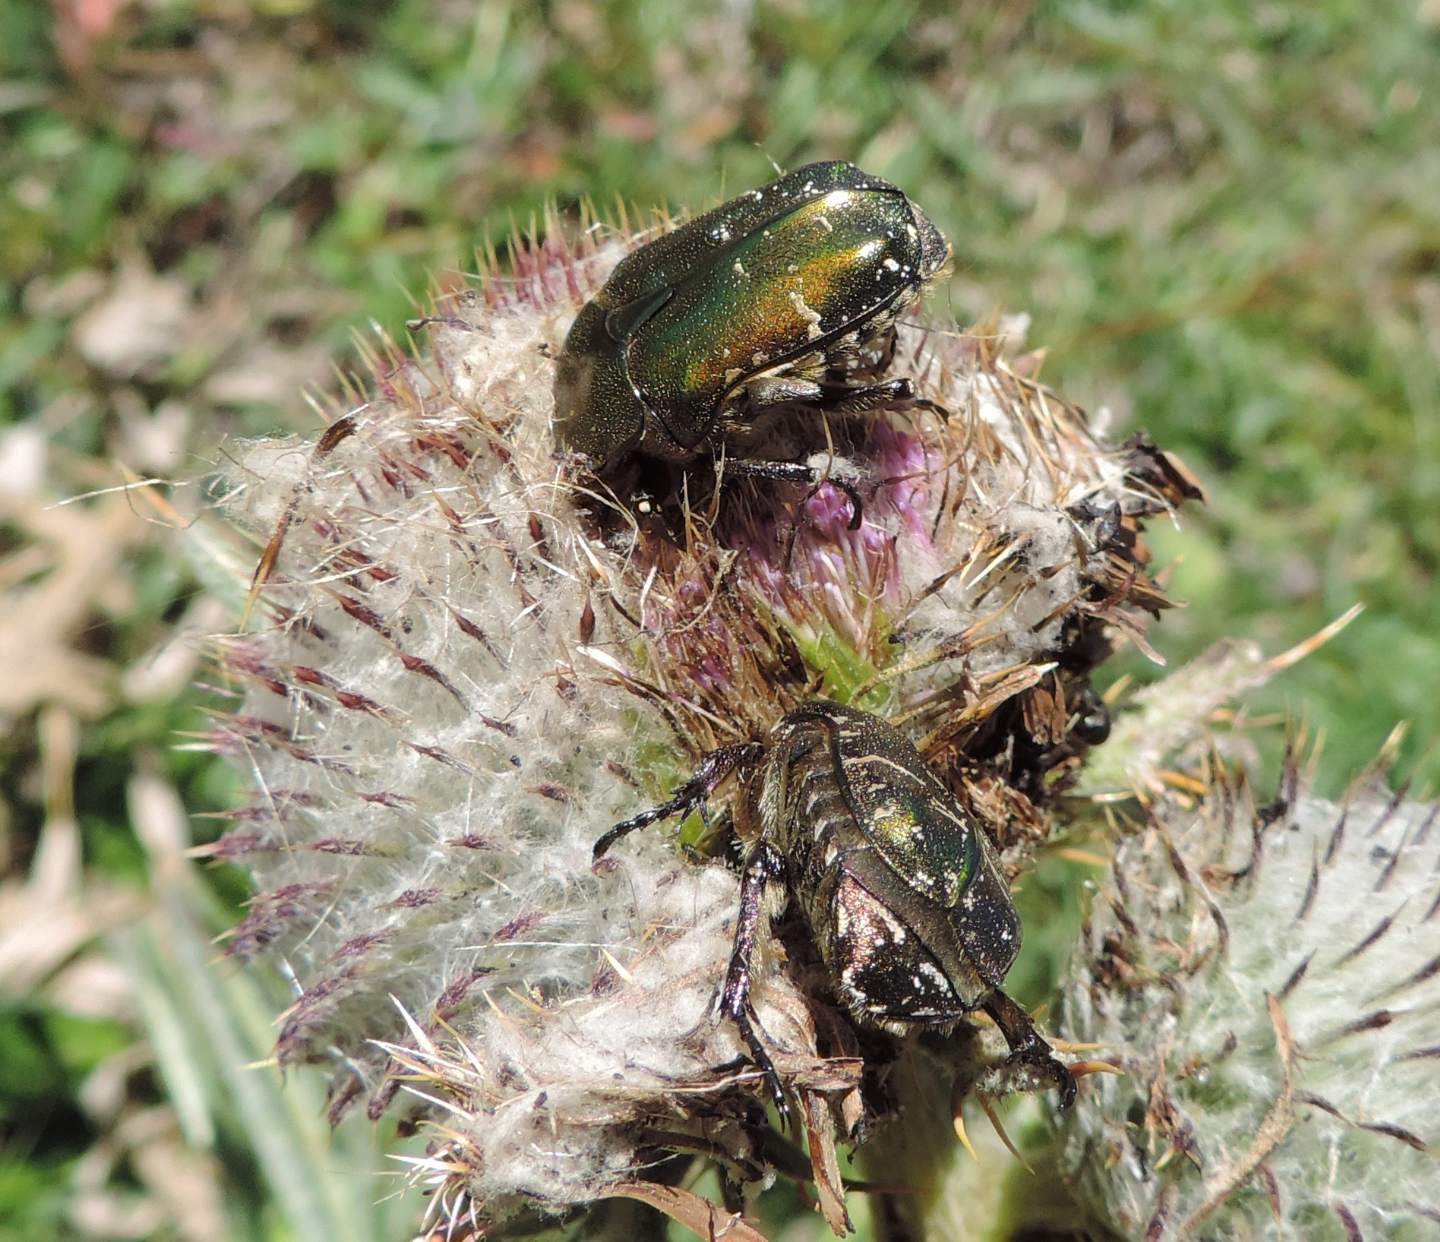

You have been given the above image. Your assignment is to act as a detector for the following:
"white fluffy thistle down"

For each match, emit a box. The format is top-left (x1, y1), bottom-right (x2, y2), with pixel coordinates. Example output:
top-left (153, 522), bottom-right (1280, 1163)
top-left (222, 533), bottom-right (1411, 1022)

top-left (208, 213), bottom-right (1196, 1235)
top-left (1055, 659), bottom-right (1440, 1241)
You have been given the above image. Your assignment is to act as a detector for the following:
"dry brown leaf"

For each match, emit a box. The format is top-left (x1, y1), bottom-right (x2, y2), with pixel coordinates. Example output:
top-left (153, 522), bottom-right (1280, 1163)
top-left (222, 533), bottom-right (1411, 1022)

top-left (604, 1181), bottom-right (770, 1242)
top-left (802, 1090), bottom-right (853, 1237)
top-left (71, 258), bottom-right (191, 379)
top-left (0, 491), bottom-right (147, 722)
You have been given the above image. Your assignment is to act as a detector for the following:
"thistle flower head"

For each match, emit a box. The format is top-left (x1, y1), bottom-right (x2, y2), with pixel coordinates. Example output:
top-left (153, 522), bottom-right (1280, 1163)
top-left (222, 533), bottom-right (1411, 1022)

top-left (207, 208), bottom-right (1192, 1233)
top-left (1055, 714), bottom-right (1440, 1240)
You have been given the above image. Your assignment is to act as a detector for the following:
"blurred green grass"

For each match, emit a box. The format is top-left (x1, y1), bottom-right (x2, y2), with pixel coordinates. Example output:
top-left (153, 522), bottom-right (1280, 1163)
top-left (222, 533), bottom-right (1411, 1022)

top-left (2, 0), bottom-right (1437, 1237)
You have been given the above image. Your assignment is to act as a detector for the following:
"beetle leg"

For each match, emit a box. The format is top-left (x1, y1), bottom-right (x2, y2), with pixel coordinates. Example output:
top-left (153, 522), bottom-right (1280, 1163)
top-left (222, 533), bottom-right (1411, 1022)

top-left (820, 376), bottom-right (952, 424)
top-left (982, 988), bottom-right (1078, 1109)
top-left (718, 842), bottom-right (790, 1115)
top-left (722, 458), bottom-right (864, 531)
top-left (592, 742), bottom-right (763, 862)
top-left (744, 374), bottom-right (825, 407)
top-left (818, 376), bottom-right (916, 416)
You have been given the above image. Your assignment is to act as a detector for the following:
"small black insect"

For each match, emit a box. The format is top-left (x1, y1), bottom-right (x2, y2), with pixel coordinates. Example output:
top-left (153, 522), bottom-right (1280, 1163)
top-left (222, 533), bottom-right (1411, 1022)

top-left (593, 700), bottom-right (1076, 1112)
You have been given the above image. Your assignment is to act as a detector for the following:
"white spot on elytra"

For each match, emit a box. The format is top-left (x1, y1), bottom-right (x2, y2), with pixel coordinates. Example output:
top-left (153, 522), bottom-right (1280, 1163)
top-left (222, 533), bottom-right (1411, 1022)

top-left (787, 290), bottom-right (823, 339)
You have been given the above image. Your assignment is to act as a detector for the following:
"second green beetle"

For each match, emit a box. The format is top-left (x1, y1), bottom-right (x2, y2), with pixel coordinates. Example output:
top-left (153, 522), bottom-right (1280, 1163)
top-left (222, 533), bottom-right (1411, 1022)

top-left (594, 701), bottom-right (1076, 1115)
top-left (554, 161), bottom-right (951, 475)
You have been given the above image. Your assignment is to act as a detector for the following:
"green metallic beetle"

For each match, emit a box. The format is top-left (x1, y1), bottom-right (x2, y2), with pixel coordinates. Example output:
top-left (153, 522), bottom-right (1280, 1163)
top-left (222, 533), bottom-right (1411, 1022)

top-left (593, 700), bottom-right (1076, 1113)
top-left (554, 161), bottom-right (951, 482)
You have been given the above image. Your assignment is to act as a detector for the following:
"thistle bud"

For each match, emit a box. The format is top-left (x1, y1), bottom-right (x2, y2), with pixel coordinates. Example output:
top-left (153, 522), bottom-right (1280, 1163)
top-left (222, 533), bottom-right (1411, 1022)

top-left (1056, 715), bottom-right (1440, 1239)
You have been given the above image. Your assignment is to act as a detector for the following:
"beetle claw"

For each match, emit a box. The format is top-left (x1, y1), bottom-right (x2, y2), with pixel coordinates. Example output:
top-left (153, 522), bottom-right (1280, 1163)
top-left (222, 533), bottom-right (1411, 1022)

top-left (971, 1046), bottom-right (1078, 1110)
top-left (729, 1010), bottom-right (790, 1120)
top-left (999, 1047), bottom-right (1078, 1109)
top-left (833, 477), bottom-right (864, 530)
top-left (981, 989), bottom-right (1078, 1108)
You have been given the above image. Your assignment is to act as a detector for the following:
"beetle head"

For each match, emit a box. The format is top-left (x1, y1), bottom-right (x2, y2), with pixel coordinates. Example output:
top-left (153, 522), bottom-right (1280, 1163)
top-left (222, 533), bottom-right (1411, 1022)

top-left (552, 302), bottom-right (646, 471)
top-left (912, 200), bottom-right (953, 288)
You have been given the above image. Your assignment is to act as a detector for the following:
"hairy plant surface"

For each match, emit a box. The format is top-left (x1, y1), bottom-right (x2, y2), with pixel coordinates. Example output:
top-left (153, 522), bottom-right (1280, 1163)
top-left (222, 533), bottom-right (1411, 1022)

top-left (1057, 742), bottom-right (1440, 1241)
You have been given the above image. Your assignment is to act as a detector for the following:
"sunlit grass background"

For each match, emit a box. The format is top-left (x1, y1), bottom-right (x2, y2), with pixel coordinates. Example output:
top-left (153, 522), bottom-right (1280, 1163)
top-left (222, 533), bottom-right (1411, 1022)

top-left (2, 1), bottom-right (1436, 1238)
